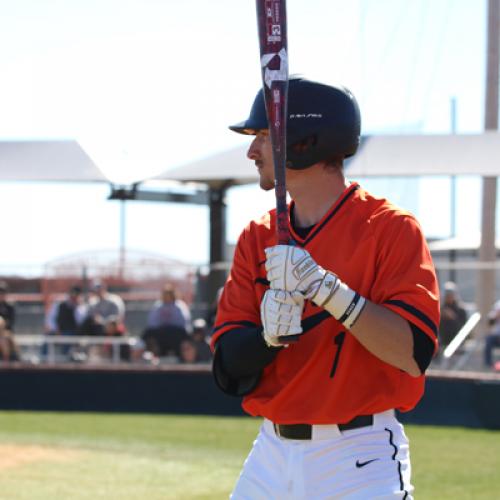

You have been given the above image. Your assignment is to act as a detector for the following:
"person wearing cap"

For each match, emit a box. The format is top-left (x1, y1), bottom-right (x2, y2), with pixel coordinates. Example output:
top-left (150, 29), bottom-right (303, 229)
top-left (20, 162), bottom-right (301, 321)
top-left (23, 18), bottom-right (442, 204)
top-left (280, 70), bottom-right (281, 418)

top-left (438, 281), bottom-right (467, 353)
top-left (0, 280), bottom-right (15, 332)
top-left (55, 285), bottom-right (88, 337)
top-left (44, 284), bottom-right (88, 359)
top-left (85, 281), bottom-right (126, 335)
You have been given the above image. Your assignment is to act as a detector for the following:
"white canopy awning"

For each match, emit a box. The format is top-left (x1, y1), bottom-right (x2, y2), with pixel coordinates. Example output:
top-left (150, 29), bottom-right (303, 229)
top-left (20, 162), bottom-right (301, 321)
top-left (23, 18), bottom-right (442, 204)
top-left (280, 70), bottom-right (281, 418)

top-left (153, 145), bottom-right (255, 185)
top-left (0, 140), bottom-right (109, 182)
top-left (153, 133), bottom-right (500, 185)
top-left (347, 133), bottom-right (500, 177)
top-left (428, 235), bottom-right (500, 252)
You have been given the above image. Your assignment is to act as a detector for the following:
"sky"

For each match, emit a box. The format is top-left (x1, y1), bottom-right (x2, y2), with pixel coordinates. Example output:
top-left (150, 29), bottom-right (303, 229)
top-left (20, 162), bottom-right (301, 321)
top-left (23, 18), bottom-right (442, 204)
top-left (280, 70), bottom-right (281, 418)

top-left (0, 0), bottom-right (497, 275)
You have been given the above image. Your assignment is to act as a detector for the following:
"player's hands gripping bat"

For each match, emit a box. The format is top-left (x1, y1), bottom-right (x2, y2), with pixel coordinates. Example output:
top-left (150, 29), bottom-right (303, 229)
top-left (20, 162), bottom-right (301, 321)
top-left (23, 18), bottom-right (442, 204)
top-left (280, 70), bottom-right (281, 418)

top-left (265, 245), bottom-right (367, 330)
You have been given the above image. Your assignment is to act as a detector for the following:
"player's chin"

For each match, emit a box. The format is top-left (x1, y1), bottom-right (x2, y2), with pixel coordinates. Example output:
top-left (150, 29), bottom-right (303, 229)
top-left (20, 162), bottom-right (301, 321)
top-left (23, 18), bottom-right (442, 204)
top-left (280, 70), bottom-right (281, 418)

top-left (259, 179), bottom-right (275, 191)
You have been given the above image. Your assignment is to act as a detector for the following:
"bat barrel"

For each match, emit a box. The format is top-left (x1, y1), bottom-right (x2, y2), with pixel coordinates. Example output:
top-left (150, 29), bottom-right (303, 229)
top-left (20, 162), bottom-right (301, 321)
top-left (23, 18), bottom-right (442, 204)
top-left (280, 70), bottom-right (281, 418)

top-left (256, 0), bottom-right (290, 244)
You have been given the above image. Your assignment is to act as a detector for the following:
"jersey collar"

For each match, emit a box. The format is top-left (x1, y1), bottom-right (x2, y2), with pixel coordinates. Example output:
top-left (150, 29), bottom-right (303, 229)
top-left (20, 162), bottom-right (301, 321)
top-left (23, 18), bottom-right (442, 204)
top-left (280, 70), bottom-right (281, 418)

top-left (288, 182), bottom-right (360, 246)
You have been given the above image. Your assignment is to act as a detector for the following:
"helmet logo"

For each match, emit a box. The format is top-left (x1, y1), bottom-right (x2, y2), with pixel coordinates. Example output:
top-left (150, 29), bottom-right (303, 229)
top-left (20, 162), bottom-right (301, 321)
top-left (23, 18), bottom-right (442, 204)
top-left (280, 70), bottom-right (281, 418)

top-left (261, 48), bottom-right (288, 89)
top-left (290, 113), bottom-right (323, 119)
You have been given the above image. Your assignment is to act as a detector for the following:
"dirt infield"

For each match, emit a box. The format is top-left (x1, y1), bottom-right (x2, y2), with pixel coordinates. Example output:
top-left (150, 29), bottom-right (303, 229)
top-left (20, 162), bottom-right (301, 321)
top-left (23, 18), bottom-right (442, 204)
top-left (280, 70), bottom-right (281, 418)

top-left (0, 444), bottom-right (81, 471)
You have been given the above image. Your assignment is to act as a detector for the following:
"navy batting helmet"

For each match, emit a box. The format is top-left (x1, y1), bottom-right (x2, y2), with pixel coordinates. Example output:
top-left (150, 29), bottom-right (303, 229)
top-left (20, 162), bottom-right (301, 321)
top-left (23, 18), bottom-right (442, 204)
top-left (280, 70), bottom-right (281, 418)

top-left (229, 76), bottom-right (361, 170)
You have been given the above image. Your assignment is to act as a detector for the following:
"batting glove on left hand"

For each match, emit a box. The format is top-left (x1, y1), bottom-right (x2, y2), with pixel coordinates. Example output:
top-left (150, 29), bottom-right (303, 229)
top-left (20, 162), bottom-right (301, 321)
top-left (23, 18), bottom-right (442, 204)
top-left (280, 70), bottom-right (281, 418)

top-left (260, 289), bottom-right (304, 347)
top-left (265, 245), bottom-right (326, 299)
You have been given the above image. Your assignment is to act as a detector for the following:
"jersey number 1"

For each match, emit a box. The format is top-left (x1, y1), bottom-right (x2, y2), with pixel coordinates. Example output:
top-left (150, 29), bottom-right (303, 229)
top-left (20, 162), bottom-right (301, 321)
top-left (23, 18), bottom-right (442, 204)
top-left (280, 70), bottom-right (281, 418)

top-left (330, 331), bottom-right (346, 378)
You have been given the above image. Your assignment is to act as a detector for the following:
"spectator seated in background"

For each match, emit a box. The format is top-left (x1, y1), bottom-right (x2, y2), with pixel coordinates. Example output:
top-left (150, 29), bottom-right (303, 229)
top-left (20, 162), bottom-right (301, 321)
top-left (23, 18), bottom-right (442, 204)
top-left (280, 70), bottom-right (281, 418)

top-left (190, 318), bottom-right (212, 363)
top-left (142, 284), bottom-right (191, 359)
top-left (484, 300), bottom-right (500, 370)
top-left (101, 316), bottom-right (130, 362)
top-left (179, 338), bottom-right (201, 364)
top-left (206, 286), bottom-right (224, 332)
top-left (0, 280), bottom-right (16, 333)
top-left (0, 316), bottom-right (19, 362)
top-left (44, 284), bottom-right (88, 359)
top-left (81, 280), bottom-right (126, 336)
top-left (438, 281), bottom-right (467, 353)
top-left (44, 299), bottom-right (59, 336)
top-left (55, 285), bottom-right (87, 336)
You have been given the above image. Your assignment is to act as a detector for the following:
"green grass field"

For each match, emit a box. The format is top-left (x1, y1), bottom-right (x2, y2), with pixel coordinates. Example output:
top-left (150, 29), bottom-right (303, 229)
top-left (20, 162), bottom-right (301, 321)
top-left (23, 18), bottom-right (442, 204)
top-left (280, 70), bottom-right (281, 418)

top-left (0, 412), bottom-right (498, 500)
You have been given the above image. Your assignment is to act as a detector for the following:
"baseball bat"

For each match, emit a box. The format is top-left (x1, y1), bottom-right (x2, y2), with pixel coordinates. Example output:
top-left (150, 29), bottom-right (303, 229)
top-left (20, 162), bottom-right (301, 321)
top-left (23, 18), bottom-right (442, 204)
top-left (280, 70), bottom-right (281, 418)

top-left (257, 0), bottom-right (300, 342)
top-left (256, 0), bottom-right (289, 245)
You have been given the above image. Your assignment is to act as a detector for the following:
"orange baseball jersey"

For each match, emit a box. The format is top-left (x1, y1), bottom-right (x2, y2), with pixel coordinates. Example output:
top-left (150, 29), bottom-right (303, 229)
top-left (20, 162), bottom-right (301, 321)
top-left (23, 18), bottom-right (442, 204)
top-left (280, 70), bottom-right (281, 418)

top-left (212, 183), bottom-right (440, 425)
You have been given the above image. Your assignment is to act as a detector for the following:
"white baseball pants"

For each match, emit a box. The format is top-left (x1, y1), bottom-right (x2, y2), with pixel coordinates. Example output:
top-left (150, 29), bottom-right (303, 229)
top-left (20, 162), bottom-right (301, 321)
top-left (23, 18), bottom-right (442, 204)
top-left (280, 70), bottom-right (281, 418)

top-left (231, 410), bottom-right (413, 500)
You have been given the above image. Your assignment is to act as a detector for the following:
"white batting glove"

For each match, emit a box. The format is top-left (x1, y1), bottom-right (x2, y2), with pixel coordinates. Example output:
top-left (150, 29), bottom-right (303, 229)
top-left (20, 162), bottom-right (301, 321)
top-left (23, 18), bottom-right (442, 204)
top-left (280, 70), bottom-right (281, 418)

top-left (265, 245), bottom-right (325, 298)
top-left (265, 245), bottom-right (367, 329)
top-left (260, 289), bottom-right (304, 347)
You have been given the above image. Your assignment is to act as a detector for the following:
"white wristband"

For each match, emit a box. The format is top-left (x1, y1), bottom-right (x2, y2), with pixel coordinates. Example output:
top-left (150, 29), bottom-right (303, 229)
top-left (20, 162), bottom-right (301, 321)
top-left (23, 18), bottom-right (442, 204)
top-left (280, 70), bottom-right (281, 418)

top-left (342, 294), bottom-right (367, 330)
top-left (324, 280), bottom-right (356, 320)
top-left (311, 272), bottom-right (367, 328)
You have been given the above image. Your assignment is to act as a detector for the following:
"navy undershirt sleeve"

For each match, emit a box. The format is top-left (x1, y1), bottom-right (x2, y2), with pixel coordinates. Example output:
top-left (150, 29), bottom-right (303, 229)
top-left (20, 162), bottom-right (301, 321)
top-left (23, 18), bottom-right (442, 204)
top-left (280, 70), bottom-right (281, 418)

top-left (212, 326), bottom-right (281, 397)
top-left (409, 321), bottom-right (435, 373)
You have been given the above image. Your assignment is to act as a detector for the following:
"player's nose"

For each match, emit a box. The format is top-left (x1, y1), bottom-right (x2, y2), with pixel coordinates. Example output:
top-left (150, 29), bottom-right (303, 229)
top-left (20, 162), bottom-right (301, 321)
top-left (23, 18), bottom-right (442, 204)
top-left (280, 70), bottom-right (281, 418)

top-left (247, 136), bottom-right (261, 160)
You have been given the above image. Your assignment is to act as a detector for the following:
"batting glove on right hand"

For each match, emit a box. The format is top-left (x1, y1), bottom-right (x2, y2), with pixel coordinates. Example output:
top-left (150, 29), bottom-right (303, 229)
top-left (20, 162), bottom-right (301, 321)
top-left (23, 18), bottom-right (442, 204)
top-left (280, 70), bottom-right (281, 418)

top-left (260, 289), bottom-right (304, 347)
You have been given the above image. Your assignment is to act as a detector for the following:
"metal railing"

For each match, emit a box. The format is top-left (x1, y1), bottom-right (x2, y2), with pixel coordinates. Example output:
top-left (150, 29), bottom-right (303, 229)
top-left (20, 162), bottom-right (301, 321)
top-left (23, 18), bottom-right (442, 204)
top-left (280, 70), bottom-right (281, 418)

top-left (441, 312), bottom-right (482, 370)
top-left (14, 334), bottom-right (140, 365)
top-left (443, 312), bottom-right (482, 359)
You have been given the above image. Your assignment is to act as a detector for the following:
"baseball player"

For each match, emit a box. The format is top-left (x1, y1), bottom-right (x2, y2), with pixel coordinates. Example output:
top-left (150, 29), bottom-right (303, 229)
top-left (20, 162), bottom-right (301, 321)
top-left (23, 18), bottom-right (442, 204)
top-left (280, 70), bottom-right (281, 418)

top-left (211, 76), bottom-right (439, 499)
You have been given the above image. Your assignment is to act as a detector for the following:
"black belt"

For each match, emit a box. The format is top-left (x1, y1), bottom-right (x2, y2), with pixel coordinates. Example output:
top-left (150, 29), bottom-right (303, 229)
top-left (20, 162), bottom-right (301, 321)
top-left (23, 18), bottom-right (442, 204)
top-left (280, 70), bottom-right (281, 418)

top-left (273, 415), bottom-right (374, 440)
